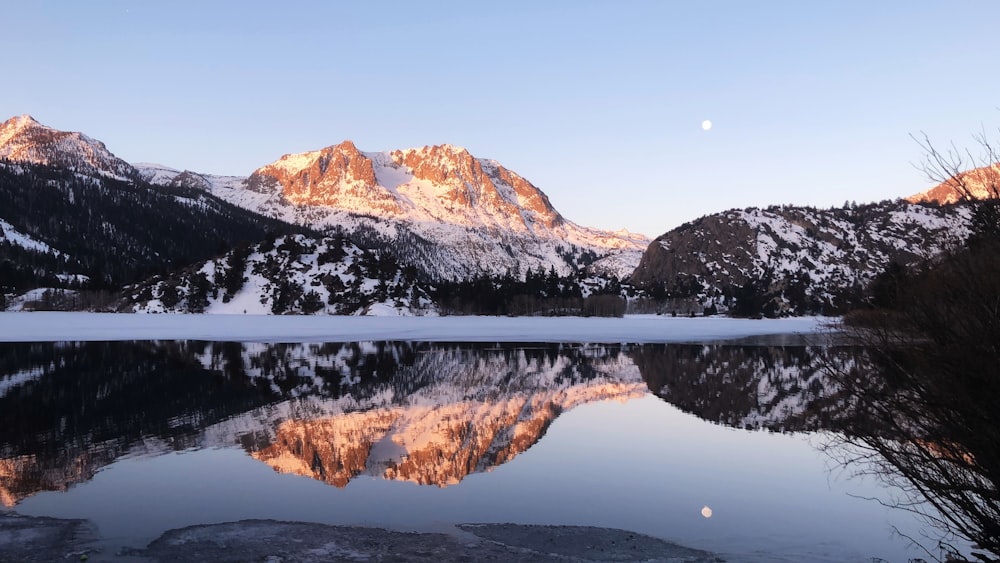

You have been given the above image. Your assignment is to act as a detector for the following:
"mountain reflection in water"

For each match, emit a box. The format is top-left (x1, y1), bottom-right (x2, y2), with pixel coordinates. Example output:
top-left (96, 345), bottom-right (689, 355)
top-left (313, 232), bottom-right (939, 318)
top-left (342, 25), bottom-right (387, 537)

top-left (0, 340), bottom-right (859, 506)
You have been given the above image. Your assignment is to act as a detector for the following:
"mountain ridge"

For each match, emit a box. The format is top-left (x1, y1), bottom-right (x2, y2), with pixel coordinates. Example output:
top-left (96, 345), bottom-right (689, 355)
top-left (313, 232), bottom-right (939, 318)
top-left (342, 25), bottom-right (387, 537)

top-left (629, 200), bottom-right (972, 316)
top-left (0, 115), bottom-right (137, 181)
top-left (0, 115), bottom-right (648, 281)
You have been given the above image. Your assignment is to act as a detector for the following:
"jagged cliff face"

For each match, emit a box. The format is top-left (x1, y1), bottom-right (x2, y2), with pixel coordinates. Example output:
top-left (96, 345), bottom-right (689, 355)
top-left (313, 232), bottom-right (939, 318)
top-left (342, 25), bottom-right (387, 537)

top-left (246, 141), bottom-right (403, 215)
top-left (245, 142), bottom-right (565, 234)
top-left (388, 144), bottom-right (564, 231)
top-left (0, 115), bottom-right (136, 180)
top-left (907, 163), bottom-right (1000, 204)
top-left (226, 141), bottom-right (648, 280)
top-left (629, 201), bottom-right (972, 314)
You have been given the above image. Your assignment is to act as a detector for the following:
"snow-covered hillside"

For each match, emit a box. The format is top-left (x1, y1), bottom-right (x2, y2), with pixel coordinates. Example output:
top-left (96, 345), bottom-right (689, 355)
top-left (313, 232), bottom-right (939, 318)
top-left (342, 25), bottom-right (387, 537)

top-left (125, 233), bottom-right (433, 316)
top-left (133, 162), bottom-right (245, 192)
top-left (0, 217), bottom-right (59, 255)
top-left (630, 200), bottom-right (972, 315)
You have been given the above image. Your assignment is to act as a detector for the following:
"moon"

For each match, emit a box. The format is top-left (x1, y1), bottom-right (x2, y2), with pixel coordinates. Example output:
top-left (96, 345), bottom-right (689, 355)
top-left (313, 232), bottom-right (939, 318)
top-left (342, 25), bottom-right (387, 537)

top-left (701, 120), bottom-right (712, 131)
top-left (701, 505), bottom-right (713, 518)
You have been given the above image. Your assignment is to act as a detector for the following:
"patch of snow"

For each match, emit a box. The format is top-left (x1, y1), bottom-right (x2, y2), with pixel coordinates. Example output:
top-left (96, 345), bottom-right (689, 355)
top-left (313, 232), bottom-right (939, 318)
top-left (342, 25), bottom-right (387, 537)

top-left (0, 367), bottom-right (45, 398)
top-left (0, 219), bottom-right (58, 255)
top-left (267, 150), bottom-right (323, 176)
top-left (4, 289), bottom-right (72, 312)
top-left (133, 162), bottom-right (181, 184)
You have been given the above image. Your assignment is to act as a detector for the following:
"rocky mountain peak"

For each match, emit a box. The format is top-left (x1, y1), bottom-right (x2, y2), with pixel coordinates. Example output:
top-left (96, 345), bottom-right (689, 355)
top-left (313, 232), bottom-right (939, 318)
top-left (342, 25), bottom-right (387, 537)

top-left (0, 114), bottom-right (136, 180)
top-left (388, 144), bottom-right (564, 230)
top-left (907, 163), bottom-right (1000, 204)
top-left (243, 140), bottom-right (573, 236)
top-left (246, 140), bottom-right (402, 214)
top-left (1, 114), bottom-right (41, 131)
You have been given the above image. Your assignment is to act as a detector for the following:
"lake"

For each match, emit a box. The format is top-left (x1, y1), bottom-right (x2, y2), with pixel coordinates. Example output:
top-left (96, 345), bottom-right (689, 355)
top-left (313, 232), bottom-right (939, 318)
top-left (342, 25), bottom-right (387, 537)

top-left (0, 339), bottom-right (949, 561)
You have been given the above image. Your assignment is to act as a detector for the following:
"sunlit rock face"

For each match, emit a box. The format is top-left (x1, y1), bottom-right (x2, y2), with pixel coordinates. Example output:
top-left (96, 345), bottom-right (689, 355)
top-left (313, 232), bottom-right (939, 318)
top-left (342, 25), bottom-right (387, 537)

top-left (0, 115), bottom-right (137, 180)
top-left (0, 115), bottom-right (649, 281)
top-left (907, 163), bottom-right (1000, 204)
top-left (246, 141), bottom-right (403, 215)
top-left (245, 141), bottom-right (567, 235)
top-left (388, 144), bottom-right (564, 231)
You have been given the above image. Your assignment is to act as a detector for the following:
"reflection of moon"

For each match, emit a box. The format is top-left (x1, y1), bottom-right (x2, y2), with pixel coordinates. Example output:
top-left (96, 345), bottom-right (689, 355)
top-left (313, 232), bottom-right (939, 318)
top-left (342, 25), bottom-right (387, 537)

top-left (701, 120), bottom-right (712, 131)
top-left (701, 505), bottom-right (713, 518)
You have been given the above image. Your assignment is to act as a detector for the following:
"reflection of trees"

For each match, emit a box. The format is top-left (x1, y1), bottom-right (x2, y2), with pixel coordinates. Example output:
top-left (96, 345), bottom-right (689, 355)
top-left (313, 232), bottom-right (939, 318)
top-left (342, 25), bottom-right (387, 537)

top-left (0, 341), bottom-right (283, 506)
top-left (829, 132), bottom-right (1000, 561)
top-left (632, 344), bottom-right (854, 432)
top-left (0, 341), bottom-right (276, 456)
top-left (830, 246), bottom-right (1000, 561)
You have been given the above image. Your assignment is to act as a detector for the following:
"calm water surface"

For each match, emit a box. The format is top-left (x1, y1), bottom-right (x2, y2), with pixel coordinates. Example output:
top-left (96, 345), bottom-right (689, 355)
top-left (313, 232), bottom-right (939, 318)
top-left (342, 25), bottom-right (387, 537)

top-left (0, 341), bottom-right (945, 561)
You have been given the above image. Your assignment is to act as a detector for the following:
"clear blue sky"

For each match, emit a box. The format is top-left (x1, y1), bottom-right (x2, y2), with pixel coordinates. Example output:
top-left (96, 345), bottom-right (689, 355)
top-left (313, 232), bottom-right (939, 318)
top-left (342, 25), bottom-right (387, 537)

top-left (3, 1), bottom-right (999, 237)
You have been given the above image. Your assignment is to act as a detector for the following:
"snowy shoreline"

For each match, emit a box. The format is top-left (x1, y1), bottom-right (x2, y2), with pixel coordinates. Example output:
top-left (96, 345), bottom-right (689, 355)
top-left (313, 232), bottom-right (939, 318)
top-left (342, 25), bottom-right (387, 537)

top-left (0, 312), bottom-right (832, 343)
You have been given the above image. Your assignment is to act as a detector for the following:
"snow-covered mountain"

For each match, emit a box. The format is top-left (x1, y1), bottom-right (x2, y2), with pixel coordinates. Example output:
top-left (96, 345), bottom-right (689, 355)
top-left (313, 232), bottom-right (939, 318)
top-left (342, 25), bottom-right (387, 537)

top-left (0, 115), bottom-right (137, 181)
top-left (0, 115), bottom-right (647, 280)
top-left (907, 163), bottom-right (1000, 204)
top-left (629, 200), bottom-right (972, 315)
top-left (137, 141), bottom-right (649, 280)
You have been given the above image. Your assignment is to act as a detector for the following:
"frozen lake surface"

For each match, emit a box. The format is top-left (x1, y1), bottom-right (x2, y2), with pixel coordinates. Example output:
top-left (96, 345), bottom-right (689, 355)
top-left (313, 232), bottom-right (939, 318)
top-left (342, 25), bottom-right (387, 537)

top-left (0, 312), bottom-right (831, 343)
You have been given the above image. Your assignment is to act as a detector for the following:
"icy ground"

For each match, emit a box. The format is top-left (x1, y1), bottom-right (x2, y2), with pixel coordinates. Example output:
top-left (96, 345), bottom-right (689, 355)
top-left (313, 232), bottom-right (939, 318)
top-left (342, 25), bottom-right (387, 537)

top-left (0, 312), bottom-right (831, 343)
top-left (0, 513), bottom-right (722, 562)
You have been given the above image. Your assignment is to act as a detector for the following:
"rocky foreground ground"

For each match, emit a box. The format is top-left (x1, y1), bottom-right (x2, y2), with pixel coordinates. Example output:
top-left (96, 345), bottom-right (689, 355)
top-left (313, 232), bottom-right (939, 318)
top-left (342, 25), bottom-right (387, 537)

top-left (0, 512), bottom-right (723, 562)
